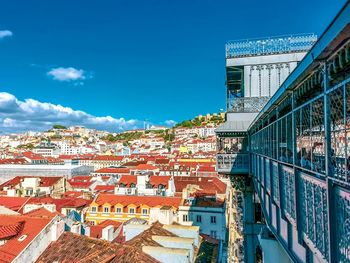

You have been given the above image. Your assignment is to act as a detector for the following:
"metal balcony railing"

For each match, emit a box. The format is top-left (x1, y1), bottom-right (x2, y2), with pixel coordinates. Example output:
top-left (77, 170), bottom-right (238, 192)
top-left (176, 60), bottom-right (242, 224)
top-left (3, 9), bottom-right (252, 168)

top-left (226, 33), bottom-right (317, 58)
top-left (216, 153), bottom-right (249, 174)
top-left (228, 97), bottom-right (270, 113)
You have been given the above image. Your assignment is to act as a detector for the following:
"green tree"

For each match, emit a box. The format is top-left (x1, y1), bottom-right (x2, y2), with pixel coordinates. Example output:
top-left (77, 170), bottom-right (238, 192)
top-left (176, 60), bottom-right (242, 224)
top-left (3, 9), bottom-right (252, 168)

top-left (53, 124), bottom-right (67, 129)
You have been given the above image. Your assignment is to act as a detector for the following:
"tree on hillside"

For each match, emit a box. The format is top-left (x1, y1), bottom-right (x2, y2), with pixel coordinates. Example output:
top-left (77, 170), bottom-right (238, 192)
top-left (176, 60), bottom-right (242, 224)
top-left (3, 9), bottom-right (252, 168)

top-left (53, 124), bottom-right (67, 129)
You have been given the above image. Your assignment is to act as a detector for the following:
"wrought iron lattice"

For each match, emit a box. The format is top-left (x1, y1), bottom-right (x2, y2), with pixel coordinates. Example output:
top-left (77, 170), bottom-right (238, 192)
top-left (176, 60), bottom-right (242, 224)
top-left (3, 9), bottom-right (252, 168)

top-left (329, 86), bottom-right (347, 181)
top-left (272, 162), bottom-right (280, 204)
top-left (226, 33), bottom-right (317, 58)
top-left (310, 98), bottom-right (325, 174)
top-left (230, 175), bottom-right (247, 262)
top-left (335, 188), bottom-right (350, 263)
top-left (265, 159), bottom-right (271, 192)
top-left (299, 174), bottom-right (329, 260)
top-left (228, 96), bottom-right (270, 113)
top-left (281, 166), bottom-right (296, 221)
top-left (216, 153), bottom-right (249, 172)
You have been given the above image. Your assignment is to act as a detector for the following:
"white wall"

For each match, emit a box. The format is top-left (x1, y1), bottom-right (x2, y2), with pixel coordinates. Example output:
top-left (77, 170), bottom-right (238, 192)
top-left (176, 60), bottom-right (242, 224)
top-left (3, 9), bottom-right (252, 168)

top-left (13, 216), bottom-right (64, 263)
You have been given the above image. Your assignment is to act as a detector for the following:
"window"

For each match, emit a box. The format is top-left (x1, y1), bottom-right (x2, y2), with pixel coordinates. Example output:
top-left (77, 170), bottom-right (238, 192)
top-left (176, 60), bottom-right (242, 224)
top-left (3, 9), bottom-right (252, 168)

top-left (183, 214), bottom-right (188, 222)
top-left (130, 183), bottom-right (136, 188)
top-left (90, 221), bottom-right (95, 226)
top-left (142, 208), bottom-right (148, 215)
top-left (210, 231), bottom-right (217, 238)
top-left (129, 208), bottom-right (135, 214)
top-left (196, 215), bottom-right (202, 223)
top-left (116, 207), bottom-right (122, 214)
top-left (210, 216), bottom-right (216, 224)
top-left (91, 207), bottom-right (97, 213)
top-left (103, 207), bottom-right (109, 213)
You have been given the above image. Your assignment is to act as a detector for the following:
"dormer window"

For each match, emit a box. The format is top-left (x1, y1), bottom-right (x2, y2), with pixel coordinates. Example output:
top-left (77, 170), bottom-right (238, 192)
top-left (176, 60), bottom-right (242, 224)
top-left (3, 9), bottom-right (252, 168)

top-left (129, 208), bottom-right (135, 214)
top-left (103, 207), bottom-right (109, 213)
top-left (146, 183), bottom-right (153, 189)
top-left (91, 206), bottom-right (97, 213)
top-left (130, 183), bottom-right (136, 188)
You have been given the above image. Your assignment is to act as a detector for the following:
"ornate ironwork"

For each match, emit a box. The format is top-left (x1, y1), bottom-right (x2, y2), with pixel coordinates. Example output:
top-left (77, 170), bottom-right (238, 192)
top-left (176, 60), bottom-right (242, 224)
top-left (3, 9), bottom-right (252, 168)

top-left (299, 173), bottom-right (329, 260)
top-left (230, 175), bottom-right (246, 262)
top-left (228, 96), bottom-right (270, 113)
top-left (216, 153), bottom-right (249, 173)
top-left (272, 161), bottom-right (280, 204)
top-left (281, 166), bottom-right (296, 221)
top-left (226, 33), bottom-right (317, 58)
top-left (335, 188), bottom-right (350, 262)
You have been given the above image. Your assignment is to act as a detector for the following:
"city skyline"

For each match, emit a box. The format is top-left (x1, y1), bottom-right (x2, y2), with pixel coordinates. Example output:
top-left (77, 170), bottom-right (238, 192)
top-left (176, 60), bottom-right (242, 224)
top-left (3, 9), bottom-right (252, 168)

top-left (0, 0), bottom-right (345, 133)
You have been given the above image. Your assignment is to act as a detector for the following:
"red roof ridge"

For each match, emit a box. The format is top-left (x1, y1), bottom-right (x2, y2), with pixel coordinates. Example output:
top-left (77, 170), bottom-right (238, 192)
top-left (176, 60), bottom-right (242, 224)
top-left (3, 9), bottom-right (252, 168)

top-left (0, 221), bottom-right (24, 239)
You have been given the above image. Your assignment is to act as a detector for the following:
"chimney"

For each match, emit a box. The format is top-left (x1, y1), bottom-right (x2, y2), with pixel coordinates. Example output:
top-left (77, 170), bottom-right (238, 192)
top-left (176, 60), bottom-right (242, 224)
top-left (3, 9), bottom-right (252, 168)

top-left (70, 223), bottom-right (81, 234)
top-left (102, 225), bottom-right (114, 241)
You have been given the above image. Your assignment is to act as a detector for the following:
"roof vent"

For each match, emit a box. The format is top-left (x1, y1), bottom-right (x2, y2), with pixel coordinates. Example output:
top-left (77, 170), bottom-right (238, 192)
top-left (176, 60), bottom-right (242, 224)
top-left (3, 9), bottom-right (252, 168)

top-left (18, 234), bottom-right (27, 242)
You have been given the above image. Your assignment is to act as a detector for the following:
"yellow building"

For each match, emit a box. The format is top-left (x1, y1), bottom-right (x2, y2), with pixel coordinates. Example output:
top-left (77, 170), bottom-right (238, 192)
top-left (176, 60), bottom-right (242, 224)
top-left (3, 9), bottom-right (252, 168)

top-left (86, 194), bottom-right (182, 225)
top-left (179, 146), bottom-right (188, 153)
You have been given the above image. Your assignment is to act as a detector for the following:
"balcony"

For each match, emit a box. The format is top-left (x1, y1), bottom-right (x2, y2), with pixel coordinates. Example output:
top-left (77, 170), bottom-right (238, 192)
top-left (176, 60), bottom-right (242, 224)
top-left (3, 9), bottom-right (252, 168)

top-left (225, 33), bottom-right (317, 58)
top-left (216, 153), bottom-right (249, 174)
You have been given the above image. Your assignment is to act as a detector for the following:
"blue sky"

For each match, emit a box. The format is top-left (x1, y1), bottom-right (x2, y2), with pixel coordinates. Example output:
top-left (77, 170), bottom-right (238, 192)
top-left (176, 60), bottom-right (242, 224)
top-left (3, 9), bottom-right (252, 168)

top-left (0, 0), bottom-right (346, 133)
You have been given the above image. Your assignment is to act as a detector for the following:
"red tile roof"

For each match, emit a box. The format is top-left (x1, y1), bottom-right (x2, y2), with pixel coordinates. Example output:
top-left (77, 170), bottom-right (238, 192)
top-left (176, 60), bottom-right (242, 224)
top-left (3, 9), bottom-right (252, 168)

top-left (27, 197), bottom-right (91, 213)
top-left (117, 175), bottom-right (136, 186)
top-left (197, 166), bottom-right (216, 172)
top-left (68, 176), bottom-right (93, 189)
top-left (0, 176), bottom-right (62, 191)
top-left (149, 176), bottom-right (171, 188)
top-left (154, 158), bottom-right (170, 165)
top-left (0, 158), bottom-right (27, 165)
top-left (117, 175), bottom-right (170, 188)
top-left (0, 215), bottom-right (52, 262)
top-left (0, 221), bottom-right (24, 239)
top-left (22, 151), bottom-right (45, 161)
top-left (89, 220), bottom-right (122, 239)
top-left (134, 164), bottom-right (158, 170)
top-left (94, 185), bottom-right (115, 193)
top-left (0, 196), bottom-right (30, 212)
top-left (36, 232), bottom-right (159, 263)
top-left (174, 176), bottom-right (227, 194)
top-left (91, 155), bottom-right (124, 161)
top-left (24, 207), bottom-right (59, 218)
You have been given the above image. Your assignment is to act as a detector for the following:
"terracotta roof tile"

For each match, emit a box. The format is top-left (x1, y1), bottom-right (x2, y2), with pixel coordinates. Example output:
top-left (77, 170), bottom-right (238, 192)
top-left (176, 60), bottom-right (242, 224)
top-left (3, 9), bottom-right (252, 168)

top-left (36, 232), bottom-right (159, 263)
top-left (0, 196), bottom-right (30, 212)
top-left (0, 214), bottom-right (52, 262)
top-left (174, 176), bottom-right (227, 194)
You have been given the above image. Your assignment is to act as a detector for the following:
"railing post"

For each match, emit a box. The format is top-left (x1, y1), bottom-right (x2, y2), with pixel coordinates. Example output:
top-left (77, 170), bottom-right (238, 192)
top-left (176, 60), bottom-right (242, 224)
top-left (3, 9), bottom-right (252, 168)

top-left (323, 62), bottom-right (336, 262)
top-left (291, 90), bottom-right (304, 245)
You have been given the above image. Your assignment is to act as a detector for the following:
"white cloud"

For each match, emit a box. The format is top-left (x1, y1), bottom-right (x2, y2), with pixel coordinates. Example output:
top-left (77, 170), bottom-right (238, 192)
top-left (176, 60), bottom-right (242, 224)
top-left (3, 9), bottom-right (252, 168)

top-left (165, 120), bottom-right (177, 126)
top-left (0, 92), bottom-right (142, 133)
top-left (0, 30), bottom-right (13, 39)
top-left (47, 67), bottom-right (86, 82)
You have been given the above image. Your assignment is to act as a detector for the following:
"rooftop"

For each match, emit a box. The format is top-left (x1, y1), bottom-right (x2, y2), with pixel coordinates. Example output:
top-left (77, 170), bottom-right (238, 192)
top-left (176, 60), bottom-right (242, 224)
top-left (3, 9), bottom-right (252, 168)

top-left (36, 232), bottom-right (159, 263)
top-left (0, 214), bottom-right (52, 262)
